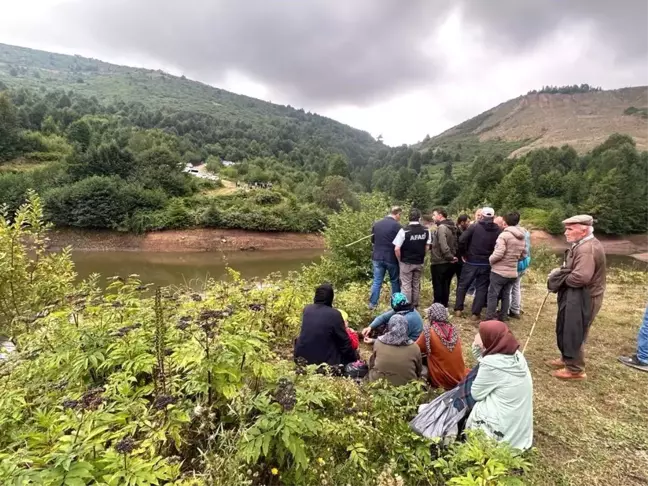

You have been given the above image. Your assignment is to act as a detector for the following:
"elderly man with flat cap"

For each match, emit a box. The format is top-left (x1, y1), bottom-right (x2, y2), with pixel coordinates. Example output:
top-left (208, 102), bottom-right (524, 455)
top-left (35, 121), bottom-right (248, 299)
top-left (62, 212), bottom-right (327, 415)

top-left (546, 214), bottom-right (606, 380)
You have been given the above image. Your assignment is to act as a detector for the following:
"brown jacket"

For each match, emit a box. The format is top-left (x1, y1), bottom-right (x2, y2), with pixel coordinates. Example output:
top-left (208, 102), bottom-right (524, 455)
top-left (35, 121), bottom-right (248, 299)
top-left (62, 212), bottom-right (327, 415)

top-left (564, 236), bottom-right (606, 298)
top-left (368, 340), bottom-right (422, 386)
top-left (489, 226), bottom-right (527, 278)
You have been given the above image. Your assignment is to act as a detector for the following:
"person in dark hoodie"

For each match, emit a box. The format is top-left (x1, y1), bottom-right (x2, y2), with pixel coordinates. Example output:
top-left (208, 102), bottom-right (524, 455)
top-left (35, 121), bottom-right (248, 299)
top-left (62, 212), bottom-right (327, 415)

top-left (454, 207), bottom-right (501, 321)
top-left (430, 208), bottom-right (458, 308)
top-left (294, 283), bottom-right (357, 367)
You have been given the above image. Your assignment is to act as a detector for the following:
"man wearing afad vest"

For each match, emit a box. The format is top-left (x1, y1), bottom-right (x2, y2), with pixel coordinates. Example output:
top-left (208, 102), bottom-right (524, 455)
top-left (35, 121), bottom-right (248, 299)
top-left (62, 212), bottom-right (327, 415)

top-left (393, 208), bottom-right (430, 308)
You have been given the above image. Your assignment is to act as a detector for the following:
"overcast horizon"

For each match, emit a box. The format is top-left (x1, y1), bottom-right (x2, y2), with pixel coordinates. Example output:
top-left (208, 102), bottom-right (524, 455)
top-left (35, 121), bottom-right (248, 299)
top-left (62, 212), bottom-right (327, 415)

top-left (2, 0), bottom-right (647, 146)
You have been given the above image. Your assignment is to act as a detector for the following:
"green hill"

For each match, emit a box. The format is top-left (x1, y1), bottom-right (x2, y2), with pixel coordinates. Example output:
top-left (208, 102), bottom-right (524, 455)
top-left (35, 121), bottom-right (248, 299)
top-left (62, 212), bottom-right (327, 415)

top-left (0, 43), bottom-right (382, 166)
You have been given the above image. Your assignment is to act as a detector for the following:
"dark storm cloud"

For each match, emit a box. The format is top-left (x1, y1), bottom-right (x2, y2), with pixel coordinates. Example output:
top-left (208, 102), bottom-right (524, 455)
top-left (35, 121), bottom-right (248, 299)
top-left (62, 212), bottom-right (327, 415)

top-left (52, 0), bottom-right (647, 106)
top-left (55, 0), bottom-right (447, 105)
top-left (460, 0), bottom-right (648, 60)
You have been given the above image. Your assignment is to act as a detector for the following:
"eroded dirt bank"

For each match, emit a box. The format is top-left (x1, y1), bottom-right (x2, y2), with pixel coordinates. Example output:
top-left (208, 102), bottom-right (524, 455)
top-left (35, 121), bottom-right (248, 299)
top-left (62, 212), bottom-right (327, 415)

top-left (46, 228), bottom-right (647, 256)
top-left (47, 228), bottom-right (325, 252)
top-left (530, 230), bottom-right (647, 257)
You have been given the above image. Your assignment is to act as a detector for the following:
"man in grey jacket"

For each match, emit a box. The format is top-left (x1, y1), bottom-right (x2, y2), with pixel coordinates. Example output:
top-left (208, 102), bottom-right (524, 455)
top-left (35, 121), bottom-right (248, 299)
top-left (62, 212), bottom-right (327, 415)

top-left (430, 208), bottom-right (458, 308)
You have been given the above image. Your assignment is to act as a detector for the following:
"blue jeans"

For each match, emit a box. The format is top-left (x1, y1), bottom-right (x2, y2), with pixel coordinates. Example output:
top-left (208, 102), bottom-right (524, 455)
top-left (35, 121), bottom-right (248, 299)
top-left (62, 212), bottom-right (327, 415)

top-left (369, 260), bottom-right (400, 307)
top-left (637, 305), bottom-right (648, 364)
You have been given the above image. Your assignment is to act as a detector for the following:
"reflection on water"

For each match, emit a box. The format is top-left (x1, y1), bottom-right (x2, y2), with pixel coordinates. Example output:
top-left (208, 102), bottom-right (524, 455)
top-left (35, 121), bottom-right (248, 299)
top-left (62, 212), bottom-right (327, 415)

top-left (71, 249), bottom-right (645, 290)
top-left (71, 249), bottom-right (324, 288)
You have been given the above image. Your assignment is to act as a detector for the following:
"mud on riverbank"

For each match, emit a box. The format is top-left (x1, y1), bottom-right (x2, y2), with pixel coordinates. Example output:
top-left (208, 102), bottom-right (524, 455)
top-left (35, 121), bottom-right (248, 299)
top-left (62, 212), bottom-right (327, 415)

top-left (47, 228), bottom-right (326, 252)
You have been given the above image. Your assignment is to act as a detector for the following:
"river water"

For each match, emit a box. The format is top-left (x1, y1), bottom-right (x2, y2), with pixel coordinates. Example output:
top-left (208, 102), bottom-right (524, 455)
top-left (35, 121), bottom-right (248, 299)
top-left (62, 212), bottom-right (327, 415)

top-left (71, 249), bottom-right (645, 289)
top-left (71, 249), bottom-right (325, 288)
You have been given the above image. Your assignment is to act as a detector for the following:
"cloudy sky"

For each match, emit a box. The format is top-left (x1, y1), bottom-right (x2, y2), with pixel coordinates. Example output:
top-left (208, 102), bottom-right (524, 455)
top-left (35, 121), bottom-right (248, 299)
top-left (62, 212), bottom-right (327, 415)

top-left (2, 0), bottom-right (647, 145)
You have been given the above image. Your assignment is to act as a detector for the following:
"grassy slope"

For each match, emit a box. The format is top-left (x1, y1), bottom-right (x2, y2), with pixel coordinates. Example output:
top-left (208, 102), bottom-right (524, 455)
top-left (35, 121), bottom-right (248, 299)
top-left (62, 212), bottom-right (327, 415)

top-left (419, 87), bottom-right (648, 159)
top-left (359, 276), bottom-right (647, 486)
top-left (516, 283), bottom-right (648, 486)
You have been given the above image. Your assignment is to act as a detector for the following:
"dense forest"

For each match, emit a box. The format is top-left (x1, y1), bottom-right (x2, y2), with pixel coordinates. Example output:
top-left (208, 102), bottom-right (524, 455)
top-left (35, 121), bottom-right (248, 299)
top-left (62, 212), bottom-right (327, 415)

top-left (0, 43), bottom-right (646, 235)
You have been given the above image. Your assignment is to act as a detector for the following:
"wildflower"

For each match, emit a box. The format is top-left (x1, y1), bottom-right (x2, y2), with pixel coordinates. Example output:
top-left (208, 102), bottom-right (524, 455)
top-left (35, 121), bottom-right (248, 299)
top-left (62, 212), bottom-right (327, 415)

top-left (115, 437), bottom-right (135, 454)
top-left (271, 468), bottom-right (279, 476)
top-left (272, 378), bottom-right (297, 412)
top-left (153, 394), bottom-right (176, 410)
top-left (317, 457), bottom-right (326, 466)
top-left (81, 387), bottom-right (105, 410)
top-left (62, 399), bottom-right (79, 410)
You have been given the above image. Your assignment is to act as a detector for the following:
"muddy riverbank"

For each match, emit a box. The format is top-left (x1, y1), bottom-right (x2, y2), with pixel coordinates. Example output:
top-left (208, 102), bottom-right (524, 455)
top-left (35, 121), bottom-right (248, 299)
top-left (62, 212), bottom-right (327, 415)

top-left (530, 230), bottom-right (647, 257)
top-left (48, 228), bottom-right (646, 256)
top-left (47, 228), bottom-right (326, 252)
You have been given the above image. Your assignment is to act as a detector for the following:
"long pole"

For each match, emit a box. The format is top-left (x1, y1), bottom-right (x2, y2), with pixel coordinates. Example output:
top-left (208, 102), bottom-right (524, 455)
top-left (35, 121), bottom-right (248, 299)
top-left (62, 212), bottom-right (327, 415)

top-left (344, 234), bottom-right (372, 248)
top-left (522, 291), bottom-right (551, 355)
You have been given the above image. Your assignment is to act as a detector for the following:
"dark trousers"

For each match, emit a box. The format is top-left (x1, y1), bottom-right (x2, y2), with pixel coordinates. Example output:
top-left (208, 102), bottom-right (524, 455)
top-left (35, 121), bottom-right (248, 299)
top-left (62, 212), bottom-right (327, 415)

top-left (431, 263), bottom-right (456, 307)
top-left (486, 272), bottom-right (516, 321)
top-left (454, 264), bottom-right (490, 315)
top-left (454, 261), bottom-right (463, 283)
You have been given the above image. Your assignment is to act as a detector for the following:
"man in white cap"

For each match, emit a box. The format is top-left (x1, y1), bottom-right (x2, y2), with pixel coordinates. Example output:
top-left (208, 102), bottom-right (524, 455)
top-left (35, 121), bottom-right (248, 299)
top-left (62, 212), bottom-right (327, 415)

top-left (546, 214), bottom-right (606, 380)
top-left (454, 206), bottom-right (501, 320)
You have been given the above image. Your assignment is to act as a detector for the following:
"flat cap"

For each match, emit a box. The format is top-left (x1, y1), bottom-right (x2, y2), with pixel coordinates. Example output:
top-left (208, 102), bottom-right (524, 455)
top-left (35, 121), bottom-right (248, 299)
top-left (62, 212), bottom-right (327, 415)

top-left (562, 214), bottom-right (593, 226)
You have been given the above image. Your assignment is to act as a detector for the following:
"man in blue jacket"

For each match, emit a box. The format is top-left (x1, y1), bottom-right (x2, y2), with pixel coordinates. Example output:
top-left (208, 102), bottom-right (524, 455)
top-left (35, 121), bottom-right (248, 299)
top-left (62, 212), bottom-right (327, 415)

top-left (368, 206), bottom-right (402, 309)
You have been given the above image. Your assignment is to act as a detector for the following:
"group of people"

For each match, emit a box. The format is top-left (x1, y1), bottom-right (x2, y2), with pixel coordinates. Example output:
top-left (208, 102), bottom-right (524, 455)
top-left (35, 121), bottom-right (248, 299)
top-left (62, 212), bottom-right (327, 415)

top-left (370, 205), bottom-right (531, 323)
top-left (294, 284), bottom-right (534, 450)
top-left (293, 206), bottom-right (622, 451)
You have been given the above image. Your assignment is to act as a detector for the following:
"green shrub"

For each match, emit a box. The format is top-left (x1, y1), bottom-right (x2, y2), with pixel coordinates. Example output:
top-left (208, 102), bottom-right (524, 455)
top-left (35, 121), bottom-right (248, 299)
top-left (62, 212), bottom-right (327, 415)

top-left (545, 208), bottom-right (565, 235)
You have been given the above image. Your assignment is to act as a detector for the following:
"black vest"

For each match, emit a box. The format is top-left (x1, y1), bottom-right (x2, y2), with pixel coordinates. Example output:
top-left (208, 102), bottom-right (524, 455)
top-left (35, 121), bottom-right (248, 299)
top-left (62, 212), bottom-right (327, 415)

top-left (401, 224), bottom-right (429, 264)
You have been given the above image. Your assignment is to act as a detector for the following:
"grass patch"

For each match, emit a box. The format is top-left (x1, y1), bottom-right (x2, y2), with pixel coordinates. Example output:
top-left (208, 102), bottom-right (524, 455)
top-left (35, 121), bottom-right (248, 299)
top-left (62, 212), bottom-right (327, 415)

top-left (453, 282), bottom-right (648, 486)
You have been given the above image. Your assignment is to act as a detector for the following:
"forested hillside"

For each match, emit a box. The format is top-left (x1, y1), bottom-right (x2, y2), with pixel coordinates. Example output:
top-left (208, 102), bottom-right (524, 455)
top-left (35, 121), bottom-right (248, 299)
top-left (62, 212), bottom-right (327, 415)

top-left (0, 43), bottom-right (646, 236)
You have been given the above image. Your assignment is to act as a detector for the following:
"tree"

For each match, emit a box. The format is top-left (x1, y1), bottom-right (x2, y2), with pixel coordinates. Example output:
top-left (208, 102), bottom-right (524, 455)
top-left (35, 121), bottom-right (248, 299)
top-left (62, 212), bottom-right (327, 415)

top-left (391, 167), bottom-right (417, 200)
top-left (407, 180), bottom-right (431, 212)
top-left (315, 176), bottom-right (359, 212)
top-left (436, 179), bottom-right (460, 206)
top-left (328, 154), bottom-right (350, 178)
top-left (494, 164), bottom-right (533, 211)
top-left (67, 119), bottom-right (92, 151)
top-left (536, 170), bottom-right (564, 197)
top-left (443, 160), bottom-right (453, 179)
top-left (72, 142), bottom-right (134, 179)
top-left (0, 93), bottom-right (20, 161)
top-left (546, 208), bottom-right (565, 234)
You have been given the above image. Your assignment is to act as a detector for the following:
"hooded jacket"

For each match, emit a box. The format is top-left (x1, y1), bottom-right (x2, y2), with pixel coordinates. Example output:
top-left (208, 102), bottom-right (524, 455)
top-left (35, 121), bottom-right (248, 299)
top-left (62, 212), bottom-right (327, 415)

top-left (489, 225), bottom-right (528, 278)
top-left (459, 218), bottom-right (501, 265)
top-left (466, 350), bottom-right (534, 450)
top-left (430, 219), bottom-right (458, 265)
top-left (294, 284), bottom-right (357, 366)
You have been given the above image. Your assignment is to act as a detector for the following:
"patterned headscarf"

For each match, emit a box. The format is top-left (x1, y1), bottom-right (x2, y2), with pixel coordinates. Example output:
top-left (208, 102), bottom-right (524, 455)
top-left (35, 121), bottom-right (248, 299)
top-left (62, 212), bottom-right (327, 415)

top-left (378, 314), bottom-right (412, 346)
top-left (424, 304), bottom-right (459, 352)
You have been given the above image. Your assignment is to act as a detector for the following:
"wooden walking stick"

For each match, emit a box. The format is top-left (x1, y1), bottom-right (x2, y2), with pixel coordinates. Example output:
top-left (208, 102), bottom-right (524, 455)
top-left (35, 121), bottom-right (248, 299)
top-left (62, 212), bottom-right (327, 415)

top-left (344, 234), bottom-right (372, 248)
top-left (522, 291), bottom-right (551, 355)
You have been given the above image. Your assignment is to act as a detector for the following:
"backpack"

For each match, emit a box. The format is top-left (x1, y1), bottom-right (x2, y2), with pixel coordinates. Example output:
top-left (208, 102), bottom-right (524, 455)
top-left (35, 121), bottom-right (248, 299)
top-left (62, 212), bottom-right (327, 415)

top-left (517, 230), bottom-right (532, 273)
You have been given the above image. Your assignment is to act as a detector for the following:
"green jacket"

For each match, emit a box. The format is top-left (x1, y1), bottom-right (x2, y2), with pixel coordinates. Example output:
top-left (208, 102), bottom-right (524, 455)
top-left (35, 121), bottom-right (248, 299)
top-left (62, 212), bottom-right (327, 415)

top-left (466, 349), bottom-right (534, 450)
top-left (430, 219), bottom-right (458, 265)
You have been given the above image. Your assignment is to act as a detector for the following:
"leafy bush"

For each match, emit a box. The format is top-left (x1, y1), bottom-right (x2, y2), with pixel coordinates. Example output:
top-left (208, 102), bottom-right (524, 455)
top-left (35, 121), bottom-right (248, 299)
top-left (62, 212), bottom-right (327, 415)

top-left (0, 191), bottom-right (75, 337)
top-left (0, 198), bottom-right (540, 485)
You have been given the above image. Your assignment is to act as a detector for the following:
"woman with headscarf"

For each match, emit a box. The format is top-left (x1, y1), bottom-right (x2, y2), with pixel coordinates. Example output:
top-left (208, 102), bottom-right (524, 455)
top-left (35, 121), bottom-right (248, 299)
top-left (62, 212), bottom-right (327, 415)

top-left (368, 314), bottom-right (422, 386)
top-left (466, 320), bottom-right (533, 450)
top-left (416, 304), bottom-right (469, 390)
top-left (294, 283), bottom-right (357, 367)
top-left (361, 292), bottom-right (423, 342)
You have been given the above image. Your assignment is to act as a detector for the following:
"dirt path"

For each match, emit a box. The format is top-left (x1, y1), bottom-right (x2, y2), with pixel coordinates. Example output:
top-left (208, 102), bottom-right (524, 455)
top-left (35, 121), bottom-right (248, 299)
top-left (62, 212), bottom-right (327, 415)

top-left (48, 228), bottom-right (325, 252)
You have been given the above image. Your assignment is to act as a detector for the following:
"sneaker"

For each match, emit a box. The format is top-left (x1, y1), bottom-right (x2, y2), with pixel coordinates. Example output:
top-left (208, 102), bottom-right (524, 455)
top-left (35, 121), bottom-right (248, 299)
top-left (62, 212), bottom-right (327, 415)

top-left (470, 314), bottom-right (481, 322)
top-left (454, 310), bottom-right (463, 318)
top-left (368, 303), bottom-right (376, 310)
top-left (618, 355), bottom-right (648, 373)
top-left (545, 358), bottom-right (565, 369)
top-left (508, 312), bottom-right (521, 319)
top-left (551, 368), bottom-right (586, 380)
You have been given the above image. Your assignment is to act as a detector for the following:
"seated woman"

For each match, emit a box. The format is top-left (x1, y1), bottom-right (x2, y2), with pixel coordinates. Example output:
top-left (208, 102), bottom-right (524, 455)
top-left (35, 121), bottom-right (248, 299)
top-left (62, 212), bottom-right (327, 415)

top-left (466, 320), bottom-right (533, 450)
top-left (362, 293), bottom-right (423, 342)
top-left (294, 284), bottom-right (357, 367)
top-left (416, 303), bottom-right (469, 390)
top-left (339, 310), bottom-right (360, 351)
top-left (368, 314), bottom-right (422, 386)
